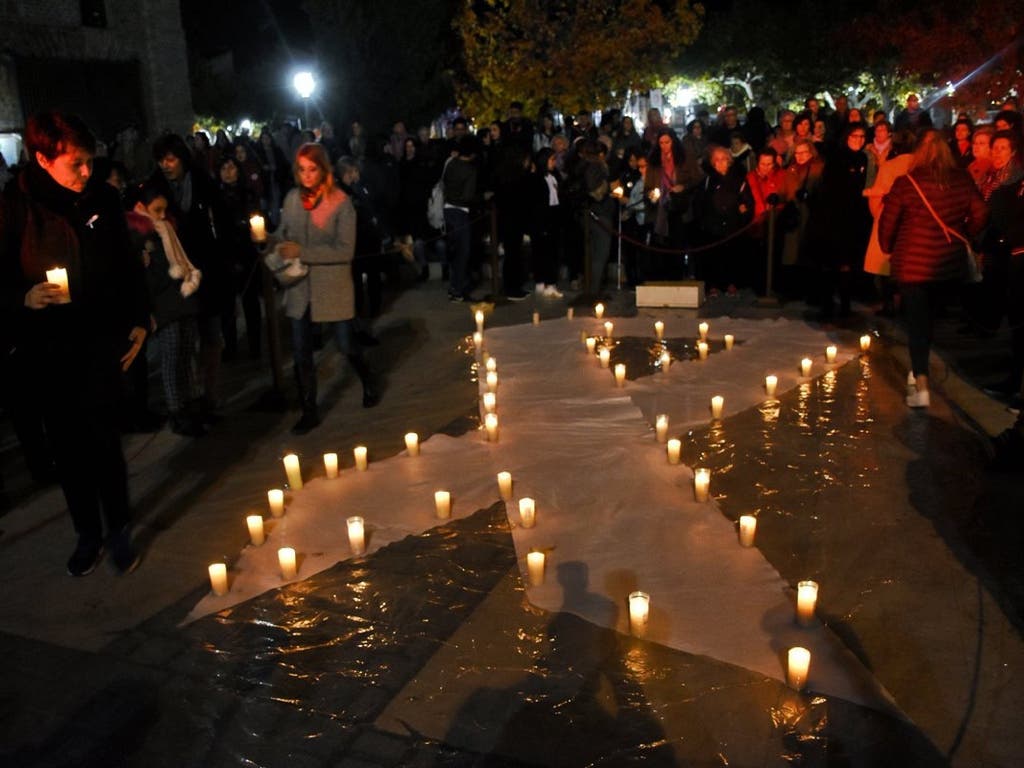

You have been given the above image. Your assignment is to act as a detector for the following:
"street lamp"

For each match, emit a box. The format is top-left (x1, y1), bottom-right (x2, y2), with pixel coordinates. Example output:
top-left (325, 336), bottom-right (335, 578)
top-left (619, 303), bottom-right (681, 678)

top-left (293, 71), bottom-right (316, 129)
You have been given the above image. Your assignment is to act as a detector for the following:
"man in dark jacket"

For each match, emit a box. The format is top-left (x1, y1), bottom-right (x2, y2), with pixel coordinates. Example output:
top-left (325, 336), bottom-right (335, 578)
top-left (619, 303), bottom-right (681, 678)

top-left (0, 112), bottom-right (149, 575)
top-left (443, 136), bottom-right (480, 302)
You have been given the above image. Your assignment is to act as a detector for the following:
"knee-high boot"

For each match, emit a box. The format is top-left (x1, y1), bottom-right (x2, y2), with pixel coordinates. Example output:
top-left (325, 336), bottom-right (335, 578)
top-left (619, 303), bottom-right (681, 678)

top-left (347, 353), bottom-right (380, 408)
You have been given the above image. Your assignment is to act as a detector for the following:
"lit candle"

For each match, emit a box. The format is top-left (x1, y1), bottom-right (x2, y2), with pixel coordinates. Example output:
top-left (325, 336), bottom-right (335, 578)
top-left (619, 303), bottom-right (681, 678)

top-left (497, 471), bottom-right (513, 501)
top-left (614, 363), bottom-right (626, 387)
top-left (666, 438), bottom-right (681, 465)
top-left (567, 307), bottom-right (574, 320)
top-left (45, 267), bottom-right (71, 303)
top-left (353, 445), bottom-right (368, 471)
top-left (207, 563), bottom-right (228, 595)
top-left (787, 647), bottom-right (811, 690)
top-left (482, 391), bottom-right (496, 413)
top-left (628, 591), bottom-right (650, 637)
top-left (532, 311), bottom-right (540, 325)
top-left (347, 516), bottom-right (365, 555)
top-left (434, 490), bottom-right (451, 519)
top-left (710, 395), bottom-right (724, 419)
top-left (472, 331), bottom-right (483, 359)
top-left (826, 345), bottom-right (837, 363)
top-left (594, 302), bottom-right (605, 319)
top-left (698, 321), bottom-right (709, 341)
top-left (278, 547), bottom-right (297, 579)
top-left (485, 412), bottom-right (499, 442)
top-left (698, 341), bottom-right (709, 360)
top-left (800, 357), bottom-right (812, 377)
top-left (796, 580), bottom-right (819, 626)
top-left (655, 414), bottom-right (668, 443)
top-left (475, 310), bottom-right (485, 332)
top-left (246, 514), bottom-right (265, 546)
top-left (324, 452), bottom-right (339, 479)
top-left (599, 348), bottom-right (611, 369)
top-left (586, 336), bottom-right (597, 354)
top-left (249, 214), bottom-right (267, 243)
top-left (654, 320), bottom-right (664, 340)
top-left (604, 320), bottom-right (614, 338)
top-left (485, 356), bottom-right (497, 373)
top-left (765, 374), bottom-right (778, 398)
top-left (405, 432), bottom-right (420, 456)
top-left (860, 334), bottom-right (871, 352)
top-left (738, 515), bottom-right (757, 547)
top-left (694, 467), bottom-right (711, 501)
top-left (724, 333), bottom-right (735, 350)
top-left (486, 371), bottom-right (498, 391)
top-left (660, 350), bottom-right (671, 371)
top-left (518, 497), bottom-right (536, 528)
top-left (527, 550), bottom-right (545, 586)
top-left (267, 489), bottom-right (284, 518)
top-left (283, 454), bottom-right (302, 491)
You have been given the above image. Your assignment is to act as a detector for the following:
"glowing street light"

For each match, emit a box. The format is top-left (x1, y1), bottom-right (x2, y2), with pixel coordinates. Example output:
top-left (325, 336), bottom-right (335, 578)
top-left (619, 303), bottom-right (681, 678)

top-left (293, 71), bottom-right (316, 128)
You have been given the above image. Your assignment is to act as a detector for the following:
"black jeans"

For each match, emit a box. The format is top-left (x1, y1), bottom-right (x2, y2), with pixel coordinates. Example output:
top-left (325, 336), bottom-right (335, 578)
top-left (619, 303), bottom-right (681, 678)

top-left (900, 280), bottom-right (955, 377)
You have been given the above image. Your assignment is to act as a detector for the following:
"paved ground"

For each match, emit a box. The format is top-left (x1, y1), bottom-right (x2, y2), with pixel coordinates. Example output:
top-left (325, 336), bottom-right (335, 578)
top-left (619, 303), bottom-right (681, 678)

top-left (1, 270), bottom-right (1022, 767)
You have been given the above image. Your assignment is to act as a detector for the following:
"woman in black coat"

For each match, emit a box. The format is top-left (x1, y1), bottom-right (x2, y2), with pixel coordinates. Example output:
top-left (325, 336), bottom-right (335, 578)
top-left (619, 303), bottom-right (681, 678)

top-left (691, 145), bottom-right (754, 295)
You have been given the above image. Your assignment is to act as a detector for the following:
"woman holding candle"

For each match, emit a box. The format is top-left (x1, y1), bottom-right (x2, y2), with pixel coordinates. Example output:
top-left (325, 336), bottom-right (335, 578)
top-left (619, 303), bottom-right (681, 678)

top-left (272, 143), bottom-right (379, 434)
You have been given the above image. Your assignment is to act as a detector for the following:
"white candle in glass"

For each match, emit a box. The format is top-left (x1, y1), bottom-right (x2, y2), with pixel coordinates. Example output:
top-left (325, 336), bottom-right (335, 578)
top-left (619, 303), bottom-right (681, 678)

top-left (486, 371), bottom-right (498, 391)
top-left (655, 414), bottom-right (668, 443)
top-left (826, 345), bottom-right (837, 363)
top-left (208, 563), bottom-right (229, 595)
top-left (614, 363), bottom-right (626, 387)
top-left (532, 312), bottom-right (540, 325)
top-left (518, 497), bottom-right (536, 528)
top-left (698, 341), bottom-right (709, 360)
top-left (694, 467), bottom-right (711, 501)
top-left (324, 452), bottom-right (339, 479)
top-left (604, 320), bottom-right (614, 338)
top-left (485, 356), bottom-right (497, 373)
top-left (485, 412), bottom-right (499, 442)
top-left (497, 471), bottom-right (513, 501)
top-left (724, 333), bottom-right (735, 350)
top-left (860, 334), bottom-right (871, 352)
top-left (765, 375), bottom-right (778, 398)
top-left (434, 490), bottom-right (451, 519)
top-left (353, 446), bottom-right (368, 471)
top-left (787, 647), bottom-right (811, 690)
top-left (698, 321), bottom-right (709, 341)
top-left (666, 438), bottom-right (682, 465)
top-left (527, 550), bottom-right (545, 586)
top-left (267, 489), bottom-right (284, 518)
top-left (710, 395), bottom-right (724, 419)
top-left (249, 214), bottom-right (267, 243)
top-left (475, 310), bottom-right (485, 332)
top-left (594, 302), bottom-right (605, 319)
top-left (796, 580), bottom-right (819, 626)
top-left (482, 391), bottom-right (496, 413)
top-left (347, 516), bottom-right (365, 555)
top-left (405, 432), bottom-right (420, 456)
top-left (473, 331), bottom-right (484, 360)
top-left (801, 357), bottom-right (812, 377)
top-left (599, 348), bottom-right (611, 369)
top-left (278, 547), bottom-right (297, 580)
top-left (45, 267), bottom-right (71, 303)
top-left (738, 515), bottom-right (757, 547)
top-left (283, 454), bottom-right (302, 490)
top-left (660, 350), bottom-right (671, 370)
top-left (585, 336), bottom-right (597, 354)
top-left (654, 320), bottom-right (664, 340)
top-left (246, 514), bottom-right (265, 546)
top-left (628, 591), bottom-right (650, 637)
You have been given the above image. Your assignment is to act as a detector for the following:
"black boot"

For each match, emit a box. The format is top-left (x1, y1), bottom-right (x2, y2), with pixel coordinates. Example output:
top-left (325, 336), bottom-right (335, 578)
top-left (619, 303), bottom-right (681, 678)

top-left (347, 354), bottom-right (380, 408)
top-left (291, 406), bottom-right (321, 435)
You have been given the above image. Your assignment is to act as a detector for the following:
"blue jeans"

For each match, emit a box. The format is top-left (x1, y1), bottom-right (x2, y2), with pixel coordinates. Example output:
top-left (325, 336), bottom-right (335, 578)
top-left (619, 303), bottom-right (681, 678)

top-left (290, 309), bottom-right (355, 410)
top-left (444, 207), bottom-right (472, 297)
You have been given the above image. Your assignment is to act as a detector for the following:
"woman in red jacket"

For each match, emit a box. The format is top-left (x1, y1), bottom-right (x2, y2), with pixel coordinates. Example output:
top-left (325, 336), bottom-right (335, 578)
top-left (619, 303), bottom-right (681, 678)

top-left (879, 130), bottom-right (987, 408)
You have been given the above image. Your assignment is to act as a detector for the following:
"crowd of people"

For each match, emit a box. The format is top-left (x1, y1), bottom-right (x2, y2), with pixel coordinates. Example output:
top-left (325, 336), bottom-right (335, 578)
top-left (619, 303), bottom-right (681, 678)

top-left (3, 92), bottom-right (1024, 577)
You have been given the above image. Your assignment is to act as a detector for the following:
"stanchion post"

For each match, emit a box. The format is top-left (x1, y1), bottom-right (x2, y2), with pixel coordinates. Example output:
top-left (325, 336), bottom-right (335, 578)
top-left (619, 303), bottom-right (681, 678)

top-left (489, 202), bottom-right (500, 298)
top-left (583, 210), bottom-right (593, 297)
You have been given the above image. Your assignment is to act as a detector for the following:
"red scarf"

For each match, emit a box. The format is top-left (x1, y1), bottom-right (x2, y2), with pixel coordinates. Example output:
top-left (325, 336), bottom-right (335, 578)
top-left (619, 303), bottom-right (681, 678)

top-left (301, 184), bottom-right (325, 211)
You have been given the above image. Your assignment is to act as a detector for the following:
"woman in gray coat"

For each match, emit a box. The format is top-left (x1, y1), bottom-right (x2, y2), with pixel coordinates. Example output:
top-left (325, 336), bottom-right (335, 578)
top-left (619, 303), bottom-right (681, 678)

top-left (274, 142), bottom-right (378, 434)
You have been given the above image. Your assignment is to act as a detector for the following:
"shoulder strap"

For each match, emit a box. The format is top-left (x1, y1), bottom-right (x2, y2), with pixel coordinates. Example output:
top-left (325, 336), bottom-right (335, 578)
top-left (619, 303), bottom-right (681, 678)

top-left (905, 174), bottom-right (967, 246)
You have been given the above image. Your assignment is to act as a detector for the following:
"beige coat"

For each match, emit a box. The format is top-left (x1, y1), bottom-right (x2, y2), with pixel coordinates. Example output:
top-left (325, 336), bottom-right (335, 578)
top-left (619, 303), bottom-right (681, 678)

top-left (862, 154), bottom-right (912, 276)
top-left (279, 186), bottom-right (356, 322)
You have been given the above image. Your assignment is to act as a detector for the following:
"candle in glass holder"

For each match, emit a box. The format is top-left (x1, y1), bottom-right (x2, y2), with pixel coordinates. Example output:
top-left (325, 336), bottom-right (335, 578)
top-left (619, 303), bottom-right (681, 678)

top-left (475, 310), bottom-right (485, 332)
top-left (724, 333), bottom-right (735, 350)
top-left (629, 591), bottom-right (650, 637)
top-left (698, 321), bottom-right (709, 341)
top-left (267, 489), bottom-right (284, 518)
top-left (532, 311), bottom-right (540, 325)
top-left (472, 331), bottom-right (483, 359)
top-left (694, 468), bottom-right (711, 501)
top-left (738, 515), bottom-right (756, 547)
top-left (765, 374), bottom-right (778, 398)
top-left (482, 391), bottom-right (496, 413)
top-left (800, 357), bottom-right (812, 377)
top-left (434, 490), bottom-right (451, 519)
top-left (283, 454), bottom-right (302, 490)
top-left (599, 348), bottom-right (611, 369)
top-left (485, 412), bottom-right (499, 442)
top-left (208, 563), bottom-right (229, 595)
top-left (660, 350), bottom-right (671, 371)
top-left (527, 550), bottom-right (545, 586)
top-left (604, 320), bottom-right (614, 338)
top-left (486, 371), bottom-right (498, 391)
top-left (698, 341), bottom-right (709, 360)
top-left (324, 452), bottom-right (339, 479)
top-left (860, 334), bottom-right (871, 352)
top-left (711, 395), bottom-right (724, 419)
top-left (405, 432), bottom-right (420, 456)
top-left (567, 307), bottom-right (574, 320)
top-left (278, 547), bottom-right (297, 579)
top-left (246, 514), bottom-right (265, 546)
top-left (586, 336), bottom-right (597, 354)
top-left (485, 356), bottom-right (497, 373)
top-left (45, 267), bottom-right (71, 303)
top-left (518, 497), bottom-right (536, 528)
top-left (826, 345), bottom-right (837, 363)
top-left (796, 580), bottom-right (819, 626)
top-left (614, 363), bottom-right (626, 387)
top-left (667, 438), bottom-right (682, 465)
top-left (347, 516), bottom-right (365, 555)
top-left (353, 445), bottom-right (368, 471)
top-left (497, 471), bottom-right (513, 501)
top-left (655, 414), bottom-right (668, 443)
top-left (654, 320), bottom-right (664, 340)
top-left (594, 302), bottom-right (605, 319)
top-left (249, 214), bottom-right (267, 243)
top-left (787, 647), bottom-right (811, 690)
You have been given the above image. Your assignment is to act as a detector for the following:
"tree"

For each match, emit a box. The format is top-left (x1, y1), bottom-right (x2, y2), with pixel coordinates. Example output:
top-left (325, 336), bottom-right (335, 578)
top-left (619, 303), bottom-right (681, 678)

top-left (455, 0), bottom-right (703, 122)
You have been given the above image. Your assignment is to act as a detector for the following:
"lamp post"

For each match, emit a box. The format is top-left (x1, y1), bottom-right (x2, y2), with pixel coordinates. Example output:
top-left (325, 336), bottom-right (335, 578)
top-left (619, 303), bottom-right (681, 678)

top-left (293, 71), bottom-right (316, 130)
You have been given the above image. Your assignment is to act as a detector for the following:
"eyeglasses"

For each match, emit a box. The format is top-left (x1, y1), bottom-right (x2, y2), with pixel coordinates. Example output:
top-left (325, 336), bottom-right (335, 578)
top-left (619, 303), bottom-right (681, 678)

top-left (849, 134), bottom-right (866, 141)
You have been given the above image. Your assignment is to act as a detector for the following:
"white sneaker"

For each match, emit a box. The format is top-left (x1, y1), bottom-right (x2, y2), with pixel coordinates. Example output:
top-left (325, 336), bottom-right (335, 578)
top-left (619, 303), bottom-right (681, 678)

top-left (544, 285), bottom-right (564, 298)
top-left (535, 283), bottom-right (546, 294)
top-left (907, 372), bottom-right (917, 396)
top-left (906, 389), bottom-right (930, 408)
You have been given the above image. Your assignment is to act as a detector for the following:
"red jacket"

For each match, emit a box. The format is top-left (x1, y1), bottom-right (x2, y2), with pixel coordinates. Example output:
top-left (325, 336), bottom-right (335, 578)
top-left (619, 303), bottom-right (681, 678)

top-left (878, 169), bottom-right (987, 283)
